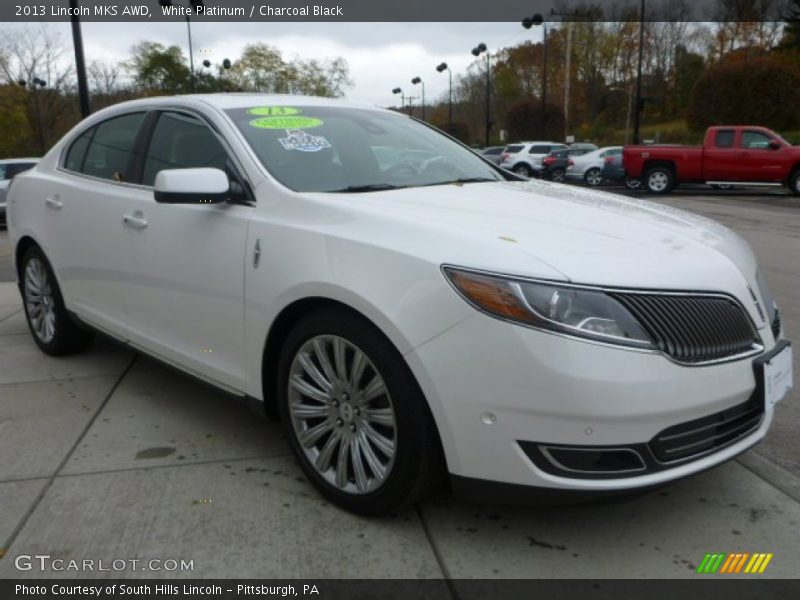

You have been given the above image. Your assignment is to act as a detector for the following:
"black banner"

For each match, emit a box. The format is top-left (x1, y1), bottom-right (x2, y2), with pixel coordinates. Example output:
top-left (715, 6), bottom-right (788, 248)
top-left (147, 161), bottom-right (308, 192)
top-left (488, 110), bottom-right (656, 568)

top-left (3, 580), bottom-right (800, 600)
top-left (0, 0), bottom-right (793, 23)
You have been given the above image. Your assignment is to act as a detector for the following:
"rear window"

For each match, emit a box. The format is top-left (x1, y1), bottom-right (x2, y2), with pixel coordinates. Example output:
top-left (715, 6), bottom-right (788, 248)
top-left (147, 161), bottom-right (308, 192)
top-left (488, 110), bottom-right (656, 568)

top-left (714, 130), bottom-right (735, 148)
top-left (505, 145), bottom-right (524, 153)
top-left (483, 147), bottom-right (503, 155)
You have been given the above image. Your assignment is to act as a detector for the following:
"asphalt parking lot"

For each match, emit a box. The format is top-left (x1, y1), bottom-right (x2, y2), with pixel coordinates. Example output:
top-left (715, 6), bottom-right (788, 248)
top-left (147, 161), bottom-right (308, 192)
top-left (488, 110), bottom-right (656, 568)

top-left (0, 187), bottom-right (799, 582)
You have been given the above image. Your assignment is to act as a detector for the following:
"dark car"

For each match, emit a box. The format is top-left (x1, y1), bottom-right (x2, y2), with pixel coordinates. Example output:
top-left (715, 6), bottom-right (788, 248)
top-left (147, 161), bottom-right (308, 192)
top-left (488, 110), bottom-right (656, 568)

top-left (541, 145), bottom-right (597, 182)
top-left (600, 152), bottom-right (642, 190)
top-left (480, 146), bottom-right (506, 165)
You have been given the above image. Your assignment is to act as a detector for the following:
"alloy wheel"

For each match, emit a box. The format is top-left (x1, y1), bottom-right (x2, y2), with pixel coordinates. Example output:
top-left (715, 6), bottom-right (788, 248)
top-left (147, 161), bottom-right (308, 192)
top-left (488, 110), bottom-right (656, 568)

top-left (648, 171), bottom-right (669, 193)
top-left (287, 334), bottom-right (397, 495)
top-left (24, 257), bottom-right (56, 344)
top-left (585, 168), bottom-right (603, 186)
top-left (551, 169), bottom-right (566, 183)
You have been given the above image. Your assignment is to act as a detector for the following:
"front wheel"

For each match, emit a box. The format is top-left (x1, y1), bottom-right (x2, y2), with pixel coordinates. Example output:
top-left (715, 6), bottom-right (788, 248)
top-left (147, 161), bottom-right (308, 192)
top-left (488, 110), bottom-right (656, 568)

top-left (584, 168), bottom-right (603, 186)
top-left (513, 164), bottom-right (534, 178)
top-left (20, 246), bottom-right (94, 355)
top-left (276, 307), bottom-right (442, 515)
top-left (644, 166), bottom-right (675, 194)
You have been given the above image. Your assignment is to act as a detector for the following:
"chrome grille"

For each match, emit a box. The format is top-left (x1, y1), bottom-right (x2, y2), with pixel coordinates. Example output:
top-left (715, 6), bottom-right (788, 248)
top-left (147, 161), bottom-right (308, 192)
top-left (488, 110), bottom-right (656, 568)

top-left (610, 292), bottom-right (759, 364)
top-left (650, 397), bottom-right (763, 463)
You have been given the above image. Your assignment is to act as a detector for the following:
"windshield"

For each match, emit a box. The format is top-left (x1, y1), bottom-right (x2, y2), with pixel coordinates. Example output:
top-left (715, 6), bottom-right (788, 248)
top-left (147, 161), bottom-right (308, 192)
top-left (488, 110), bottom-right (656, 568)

top-left (225, 105), bottom-right (504, 193)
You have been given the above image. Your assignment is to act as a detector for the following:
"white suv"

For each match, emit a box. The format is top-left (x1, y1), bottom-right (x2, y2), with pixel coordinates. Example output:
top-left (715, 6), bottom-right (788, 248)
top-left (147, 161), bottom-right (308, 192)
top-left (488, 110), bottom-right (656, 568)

top-left (499, 141), bottom-right (568, 177)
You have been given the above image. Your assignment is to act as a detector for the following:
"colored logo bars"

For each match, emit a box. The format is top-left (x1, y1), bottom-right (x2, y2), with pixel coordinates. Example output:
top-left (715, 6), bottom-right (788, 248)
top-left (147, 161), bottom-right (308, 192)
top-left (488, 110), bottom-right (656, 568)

top-left (696, 552), bottom-right (773, 574)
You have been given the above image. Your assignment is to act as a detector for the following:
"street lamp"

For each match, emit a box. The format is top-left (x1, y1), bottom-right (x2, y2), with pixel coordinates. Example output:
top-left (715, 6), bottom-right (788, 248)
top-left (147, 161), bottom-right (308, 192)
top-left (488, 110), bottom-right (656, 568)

top-left (411, 76), bottom-right (425, 121)
top-left (610, 86), bottom-right (635, 144)
top-left (202, 58), bottom-right (232, 90)
top-left (471, 43), bottom-right (490, 147)
top-left (160, 0), bottom-right (204, 93)
top-left (436, 62), bottom-right (453, 134)
top-left (69, 0), bottom-right (90, 117)
top-left (522, 14), bottom-right (548, 136)
top-left (633, 0), bottom-right (646, 144)
top-left (392, 87), bottom-right (405, 112)
top-left (18, 77), bottom-right (47, 154)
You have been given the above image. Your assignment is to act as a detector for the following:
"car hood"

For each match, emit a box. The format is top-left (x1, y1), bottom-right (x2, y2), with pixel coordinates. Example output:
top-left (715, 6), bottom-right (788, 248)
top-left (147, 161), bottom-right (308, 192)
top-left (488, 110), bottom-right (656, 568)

top-left (306, 180), bottom-right (763, 324)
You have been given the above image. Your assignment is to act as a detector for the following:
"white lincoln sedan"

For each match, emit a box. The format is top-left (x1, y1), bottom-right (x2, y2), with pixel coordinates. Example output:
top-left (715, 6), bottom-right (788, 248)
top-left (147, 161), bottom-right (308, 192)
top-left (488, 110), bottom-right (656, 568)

top-left (7, 95), bottom-right (793, 515)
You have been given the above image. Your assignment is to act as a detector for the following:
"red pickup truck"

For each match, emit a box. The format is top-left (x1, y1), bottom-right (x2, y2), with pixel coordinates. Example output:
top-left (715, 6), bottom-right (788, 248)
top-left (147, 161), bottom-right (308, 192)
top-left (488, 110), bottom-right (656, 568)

top-left (622, 126), bottom-right (800, 195)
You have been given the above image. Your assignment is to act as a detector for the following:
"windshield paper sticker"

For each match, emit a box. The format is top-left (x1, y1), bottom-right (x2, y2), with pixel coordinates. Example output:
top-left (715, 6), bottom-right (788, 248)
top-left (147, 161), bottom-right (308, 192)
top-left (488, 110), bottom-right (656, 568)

top-left (247, 106), bottom-right (301, 116)
top-left (249, 116), bottom-right (323, 129)
top-left (279, 129), bottom-right (332, 152)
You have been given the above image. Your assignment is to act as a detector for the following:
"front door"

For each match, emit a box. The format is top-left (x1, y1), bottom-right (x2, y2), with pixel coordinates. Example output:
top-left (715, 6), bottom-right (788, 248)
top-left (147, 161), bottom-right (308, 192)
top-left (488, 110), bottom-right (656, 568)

top-left (124, 110), bottom-right (252, 391)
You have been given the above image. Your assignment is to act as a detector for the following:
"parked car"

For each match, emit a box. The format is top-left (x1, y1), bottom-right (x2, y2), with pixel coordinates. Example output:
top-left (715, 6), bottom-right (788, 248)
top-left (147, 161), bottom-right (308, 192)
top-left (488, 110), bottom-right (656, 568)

top-left (0, 158), bottom-right (39, 226)
top-left (623, 126), bottom-right (800, 194)
top-left (8, 95), bottom-right (792, 515)
top-left (601, 152), bottom-right (642, 190)
top-left (542, 145), bottom-right (598, 182)
top-left (499, 141), bottom-right (568, 177)
top-left (481, 146), bottom-right (506, 165)
top-left (566, 146), bottom-right (622, 185)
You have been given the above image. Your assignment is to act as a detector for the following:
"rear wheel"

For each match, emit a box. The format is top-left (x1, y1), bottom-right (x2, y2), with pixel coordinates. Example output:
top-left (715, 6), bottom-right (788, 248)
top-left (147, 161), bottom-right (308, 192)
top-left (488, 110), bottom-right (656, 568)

top-left (584, 168), bottom-right (603, 186)
top-left (550, 168), bottom-right (566, 183)
top-left (644, 165), bottom-right (675, 194)
top-left (20, 246), bottom-right (94, 355)
top-left (624, 177), bottom-right (642, 190)
top-left (789, 170), bottom-right (800, 196)
top-left (276, 307), bottom-right (442, 515)
top-left (513, 163), bottom-right (534, 178)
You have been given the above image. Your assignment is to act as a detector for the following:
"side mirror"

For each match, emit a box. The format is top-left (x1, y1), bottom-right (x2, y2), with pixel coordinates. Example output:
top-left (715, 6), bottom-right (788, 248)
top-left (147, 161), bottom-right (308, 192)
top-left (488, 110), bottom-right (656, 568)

top-left (154, 168), bottom-right (229, 204)
top-left (768, 140), bottom-right (781, 151)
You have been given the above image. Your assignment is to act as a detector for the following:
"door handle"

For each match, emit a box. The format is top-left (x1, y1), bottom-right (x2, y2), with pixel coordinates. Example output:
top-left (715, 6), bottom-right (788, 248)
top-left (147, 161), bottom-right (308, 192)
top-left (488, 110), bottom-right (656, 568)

top-left (122, 214), bottom-right (148, 229)
top-left (45, 197), bottom-right (63, 210)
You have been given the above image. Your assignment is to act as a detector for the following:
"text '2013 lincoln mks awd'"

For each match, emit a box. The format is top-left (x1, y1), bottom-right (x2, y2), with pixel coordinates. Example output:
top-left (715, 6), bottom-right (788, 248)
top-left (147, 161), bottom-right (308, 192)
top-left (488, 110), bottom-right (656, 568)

top-left (7, 95), bottom-right (793, 514)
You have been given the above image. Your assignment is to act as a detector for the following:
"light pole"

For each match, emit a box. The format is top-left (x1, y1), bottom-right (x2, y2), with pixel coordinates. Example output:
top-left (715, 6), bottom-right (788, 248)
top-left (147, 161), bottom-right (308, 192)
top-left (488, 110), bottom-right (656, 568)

top-left (610, 86), bottom-right (635, 144)
top-left (522, 14), bottom-right (548, 136)
top-left (392, 87), bottom-right (405, 112)
top-left (69, 0), bottom-right (90, 117)
top-left (633, 0), bottom-right (646, 144)
top-left (18, 77), bottom-right (47, 154)
top-left (436, 62), bottom-right (452, 134)
top-left (411, 76), bottom-right (425, 121)
top-left (471, 43), bottom-right (490, 147)
top-left (160, 0), bottom-right (204, 93)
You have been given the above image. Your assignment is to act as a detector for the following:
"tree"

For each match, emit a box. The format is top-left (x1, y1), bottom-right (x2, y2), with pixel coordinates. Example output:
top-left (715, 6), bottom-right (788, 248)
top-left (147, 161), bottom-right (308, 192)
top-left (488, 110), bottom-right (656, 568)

top-left (125, 42), bottom-right (190, 93)
top-left (0, 84), bottom-right (34, 156)
top-left (687, 56), bottom-right (800, 131)
top-left (779, 0), bottom-right (800, 50)
top-left (505, 99), bottom-right (565, 141)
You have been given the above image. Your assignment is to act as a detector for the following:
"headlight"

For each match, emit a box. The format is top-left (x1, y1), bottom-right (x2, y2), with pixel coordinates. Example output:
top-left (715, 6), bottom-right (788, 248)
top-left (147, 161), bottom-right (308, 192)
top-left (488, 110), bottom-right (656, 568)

top-left (444, 267), bottom-right (654, 348)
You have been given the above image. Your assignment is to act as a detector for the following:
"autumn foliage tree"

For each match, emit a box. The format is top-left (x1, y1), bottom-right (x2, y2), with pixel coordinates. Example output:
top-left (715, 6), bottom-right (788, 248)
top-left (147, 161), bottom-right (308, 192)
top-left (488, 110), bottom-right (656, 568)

top-left (504, 100), bottom-right (565, 141)
top-left (687, 56), bottom-right (800, 131)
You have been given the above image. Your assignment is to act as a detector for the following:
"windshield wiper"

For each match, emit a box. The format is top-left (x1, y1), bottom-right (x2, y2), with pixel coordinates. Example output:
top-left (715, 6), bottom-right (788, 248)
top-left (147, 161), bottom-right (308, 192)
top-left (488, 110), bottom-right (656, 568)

top-left (325, 183), bottom-right (408, 193)
top-left (420, 177), bottom-right (499, 187)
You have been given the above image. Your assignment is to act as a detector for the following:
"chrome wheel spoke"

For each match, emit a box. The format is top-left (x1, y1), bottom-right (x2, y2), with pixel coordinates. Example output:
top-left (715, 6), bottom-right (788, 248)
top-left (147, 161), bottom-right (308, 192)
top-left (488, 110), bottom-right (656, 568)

top-left (289, 374), bottom-right (330, 404)
top-left (360, 375), bottom-right (386, 403)
top-left (291, 401), bottom-right (330, 419)
top-left (315, 429), bottom-right (341, 472)
top-left (333, 337), bottom-right (348, 381)
top-left (298, 419), bottom-right (334, 448)
top-left (350, 436), bottom-right (369, 492)
top-left (297, 351), bottom-right (333, 393)
top-left (364, 407), bottom-right (394, 426)
top-left (363, 422), bottom-right (395, 456)
top-left (349, 350), bottom-right (367, 388)
top-left (24, 258), bottom-right (56, 344)
top-left (312, 339), bottom-right (338, 386)
top-left (335, 436), bottom-right (351, 488)
top-left (357, 429), bottom-right (387, 480)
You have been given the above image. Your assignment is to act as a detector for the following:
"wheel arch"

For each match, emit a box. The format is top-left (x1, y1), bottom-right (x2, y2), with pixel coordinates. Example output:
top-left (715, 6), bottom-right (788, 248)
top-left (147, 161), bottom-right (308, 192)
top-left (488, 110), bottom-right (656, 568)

top-left (14, 235), bottom-right (42, 282)
top-left (642, 159), bottom-right (677, 176)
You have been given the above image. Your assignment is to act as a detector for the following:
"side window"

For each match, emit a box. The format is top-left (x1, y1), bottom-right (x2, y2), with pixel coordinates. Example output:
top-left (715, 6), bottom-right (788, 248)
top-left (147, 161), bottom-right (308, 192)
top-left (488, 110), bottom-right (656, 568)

top-left (142, 112), bottom-right (230, 187)
top-left (6, 163), bottom-right (36, 178)
top-left (529, 145), bottom-right (550, 154)
top-left (0, 165), bottom-right (6, 180)
top-left (714, 130), bottom-right (735, 148)
top-left (741, 131), bottom-right (773, 149)
top-left (82, 113), bottom-right (145, 181)
top-left (64, 127), bottom-right (94, 173)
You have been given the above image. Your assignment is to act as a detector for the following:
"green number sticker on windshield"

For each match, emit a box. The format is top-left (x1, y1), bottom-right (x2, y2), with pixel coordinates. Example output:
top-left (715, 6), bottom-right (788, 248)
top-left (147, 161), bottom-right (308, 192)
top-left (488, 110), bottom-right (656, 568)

top-left (249, 116), bottom-right (324, 129)
top-left (247, 106), bottom-right (301, 116)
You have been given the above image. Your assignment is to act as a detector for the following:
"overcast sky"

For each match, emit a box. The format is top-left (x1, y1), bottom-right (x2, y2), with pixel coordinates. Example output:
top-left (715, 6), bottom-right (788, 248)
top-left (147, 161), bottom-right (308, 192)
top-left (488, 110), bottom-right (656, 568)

top-left (13, 21), bottom-right (542, 107)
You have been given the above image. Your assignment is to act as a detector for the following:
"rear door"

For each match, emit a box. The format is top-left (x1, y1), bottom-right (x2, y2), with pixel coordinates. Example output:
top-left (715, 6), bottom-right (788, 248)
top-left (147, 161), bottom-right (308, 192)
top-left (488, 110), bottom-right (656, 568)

top-left (702, 128), bottom-right (740, 181)
top-left (122, 109), bottom-right (253, 391)
top-left (50, 112), bottom-right (146, 336)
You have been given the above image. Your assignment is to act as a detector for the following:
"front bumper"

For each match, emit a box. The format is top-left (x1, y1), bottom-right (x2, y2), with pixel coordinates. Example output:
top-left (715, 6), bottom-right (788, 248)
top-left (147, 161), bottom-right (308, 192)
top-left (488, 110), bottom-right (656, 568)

top-left (405, 311), bottom-right (781, 493)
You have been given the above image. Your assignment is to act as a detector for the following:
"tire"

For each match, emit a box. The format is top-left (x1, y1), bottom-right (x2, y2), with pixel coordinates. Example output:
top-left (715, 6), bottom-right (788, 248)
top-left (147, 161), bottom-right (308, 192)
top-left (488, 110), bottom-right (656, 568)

top-left (623, 177), bottom-right (642, 190)
top-left (19, 245), bottom-right (94, 356)
top-left (584, 168), bottom-right (603, 186)
top-left (276, 307), bottom-right (442, 515)
top-left (789, 170), bottom-right (800, 196)
top-left (644, 165), bottom-right (675, 194)
top-left (551, 168), bottom-right (566, 183)
top-left (513, 163), bottom-right (534, 178)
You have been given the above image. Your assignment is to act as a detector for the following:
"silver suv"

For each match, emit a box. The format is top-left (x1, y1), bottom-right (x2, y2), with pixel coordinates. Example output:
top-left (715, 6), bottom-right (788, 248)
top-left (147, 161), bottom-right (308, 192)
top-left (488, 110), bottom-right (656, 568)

top-left (499, 142), bottom-right (568, 177)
